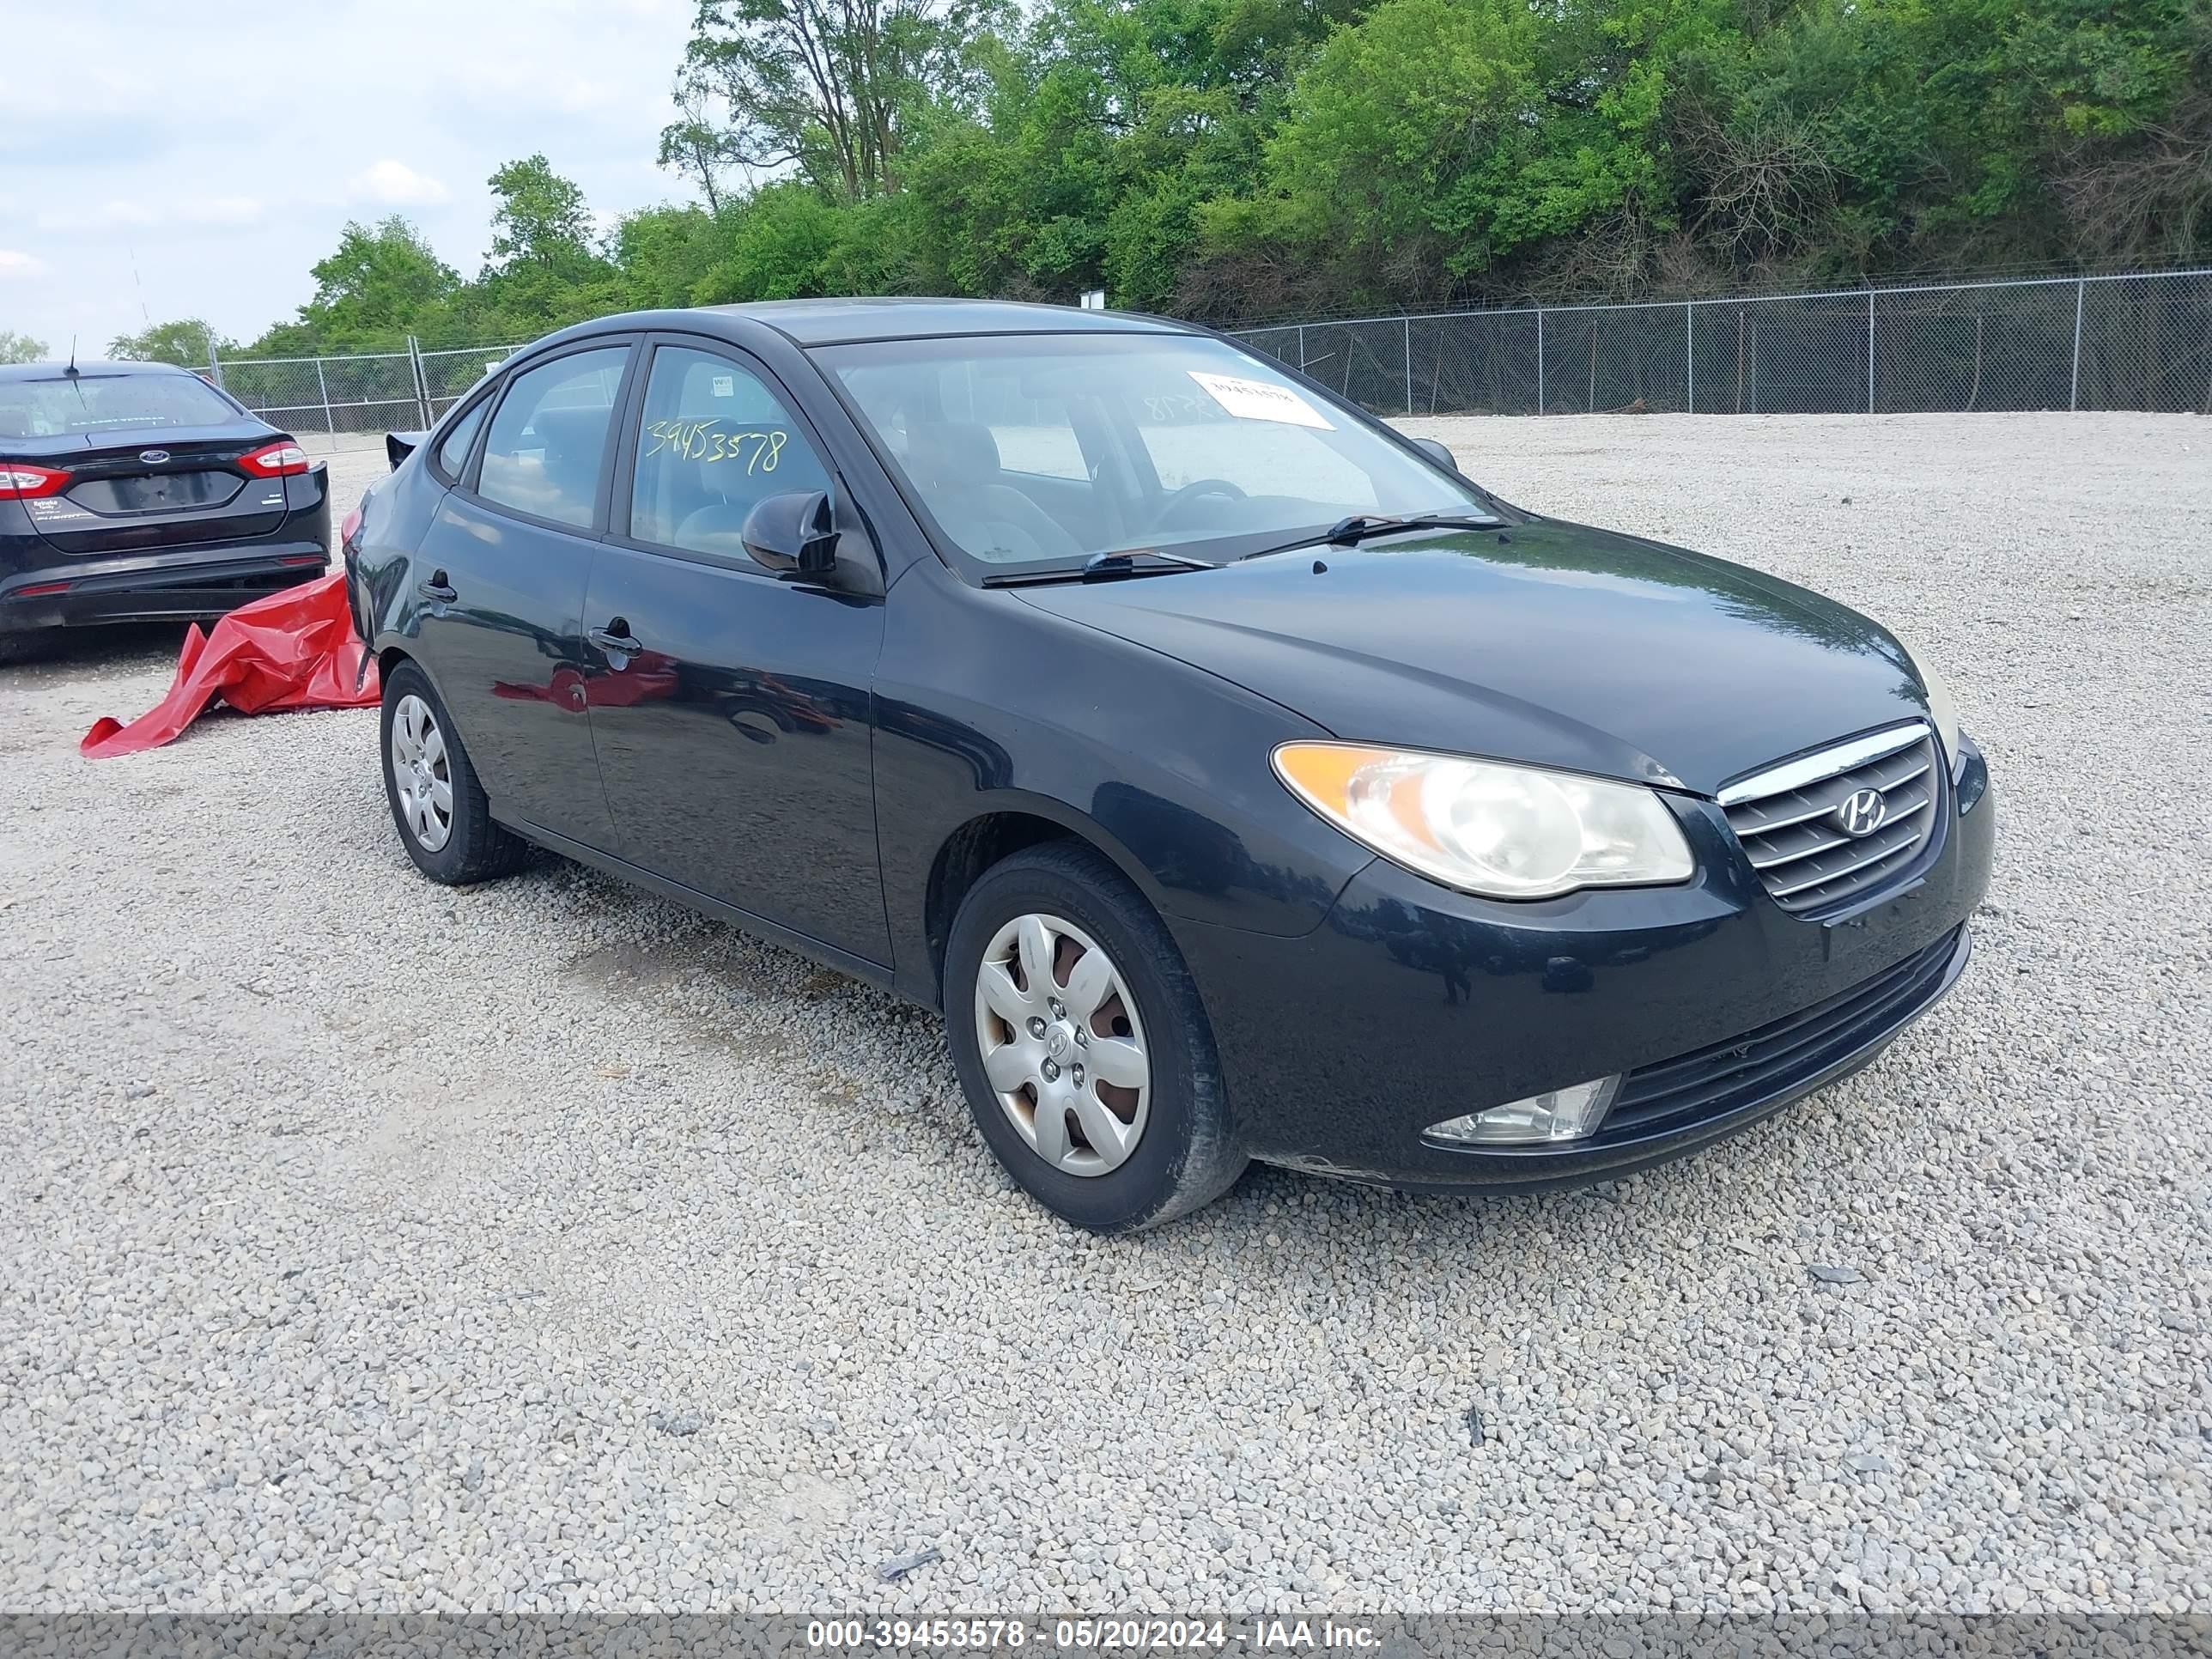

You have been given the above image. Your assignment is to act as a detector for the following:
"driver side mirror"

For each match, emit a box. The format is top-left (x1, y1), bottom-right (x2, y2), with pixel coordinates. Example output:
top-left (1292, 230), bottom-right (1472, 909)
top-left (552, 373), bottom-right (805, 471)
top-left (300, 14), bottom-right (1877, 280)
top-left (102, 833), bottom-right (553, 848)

top-left (1411, 436), bottom-right (1459, 473)
top-left (741, 490), bottom-right (839, 581)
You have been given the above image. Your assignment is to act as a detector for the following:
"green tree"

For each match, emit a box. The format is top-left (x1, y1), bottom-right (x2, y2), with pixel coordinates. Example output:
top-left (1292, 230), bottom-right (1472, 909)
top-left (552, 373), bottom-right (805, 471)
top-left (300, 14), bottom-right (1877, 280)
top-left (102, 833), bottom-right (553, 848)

top-left (483, 155), bottom-right (623, 331)
top-left (658, 77), bottom-right (750, 214)
top-left (204, 0), bottom-right (2212, 346)
top-left (0, 329), bottom-right (46, 364)
top-left (614, 204), bottom-right (728, 307)
top-left (697, 181), bottom-right (848, 300)
top-left (487, 155), bottom-right (602, 273)
top-left (672, 0), bottom-right (994, 201)
top-left (310, 218), bottom-right (461, 344)
top-left (1662, 0), bottom-right (2208, 284)
top-left (107, 318), bottom-right (234, 367)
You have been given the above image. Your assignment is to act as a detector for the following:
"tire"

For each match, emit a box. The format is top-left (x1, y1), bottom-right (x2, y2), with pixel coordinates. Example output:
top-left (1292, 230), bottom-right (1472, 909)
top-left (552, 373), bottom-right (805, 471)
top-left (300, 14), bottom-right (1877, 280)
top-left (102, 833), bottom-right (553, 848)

top-left (944, 842), bottom-right (1248, 1232)
top-left (0, 630), bottom-right (52, 666)
top-left (379, 659), bottom-right (531, 885)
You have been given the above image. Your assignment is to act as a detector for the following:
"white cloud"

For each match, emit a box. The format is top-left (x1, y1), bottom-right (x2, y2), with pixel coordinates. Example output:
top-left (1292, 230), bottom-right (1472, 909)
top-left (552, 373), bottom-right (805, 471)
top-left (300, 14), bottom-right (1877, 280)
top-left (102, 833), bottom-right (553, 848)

top-left (33, 197), bottom-right (258, 234)
top-left (178, 195), bottom-right (264, 228)
top-left (3, 0), bottom-right (695, 350)
top-left (37, 199), bottom-right (158, 234)
top-left (350, 160), bottom-right (451, 206)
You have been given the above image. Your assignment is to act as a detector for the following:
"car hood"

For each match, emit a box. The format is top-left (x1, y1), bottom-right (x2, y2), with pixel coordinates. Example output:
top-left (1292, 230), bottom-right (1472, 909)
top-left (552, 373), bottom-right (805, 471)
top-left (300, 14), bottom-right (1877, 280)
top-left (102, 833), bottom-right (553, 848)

top-left (1012, 520), bottom-right (1931, 795)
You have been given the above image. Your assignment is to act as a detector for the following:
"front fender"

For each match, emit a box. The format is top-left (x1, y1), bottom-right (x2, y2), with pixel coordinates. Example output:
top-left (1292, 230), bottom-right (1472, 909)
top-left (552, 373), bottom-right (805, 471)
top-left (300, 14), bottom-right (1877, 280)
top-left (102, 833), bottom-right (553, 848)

top-left (874, 562), bottom-right (1378, 1002)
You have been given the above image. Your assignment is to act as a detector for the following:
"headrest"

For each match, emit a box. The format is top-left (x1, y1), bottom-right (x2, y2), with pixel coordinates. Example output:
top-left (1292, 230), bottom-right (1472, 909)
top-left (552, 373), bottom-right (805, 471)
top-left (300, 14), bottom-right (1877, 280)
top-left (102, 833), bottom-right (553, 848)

top-left (906, 420), bottom-right (1001, 486)
top-left (532, 404), bottom-right (607, 464)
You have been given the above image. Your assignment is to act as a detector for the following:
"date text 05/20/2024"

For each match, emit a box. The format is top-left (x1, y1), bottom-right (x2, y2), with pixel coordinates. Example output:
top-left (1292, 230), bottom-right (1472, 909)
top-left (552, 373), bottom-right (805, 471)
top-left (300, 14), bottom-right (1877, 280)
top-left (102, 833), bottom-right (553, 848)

top-left (807, 1620), bottom-right (1385, 1651)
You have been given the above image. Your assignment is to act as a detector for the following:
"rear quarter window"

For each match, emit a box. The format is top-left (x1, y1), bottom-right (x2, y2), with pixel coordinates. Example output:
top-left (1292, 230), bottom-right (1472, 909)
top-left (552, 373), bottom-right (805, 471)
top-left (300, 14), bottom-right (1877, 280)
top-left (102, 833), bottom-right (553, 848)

top-left (432, 396), bottom-right (491, 482)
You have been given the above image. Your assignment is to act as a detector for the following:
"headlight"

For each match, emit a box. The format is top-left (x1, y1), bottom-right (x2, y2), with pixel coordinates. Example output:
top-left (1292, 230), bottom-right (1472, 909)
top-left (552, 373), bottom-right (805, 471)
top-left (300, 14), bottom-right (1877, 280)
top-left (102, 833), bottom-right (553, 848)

top-left (1273, 742), bottom-right (1694, 900)
top-left (1899, 641), bottom-right (1961, 773)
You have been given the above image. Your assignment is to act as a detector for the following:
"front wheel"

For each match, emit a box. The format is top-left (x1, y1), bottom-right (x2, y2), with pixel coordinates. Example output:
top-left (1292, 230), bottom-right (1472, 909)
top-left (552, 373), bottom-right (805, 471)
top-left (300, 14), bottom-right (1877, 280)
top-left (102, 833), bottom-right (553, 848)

top-left (944, 842), bottom-right (1247, 1231)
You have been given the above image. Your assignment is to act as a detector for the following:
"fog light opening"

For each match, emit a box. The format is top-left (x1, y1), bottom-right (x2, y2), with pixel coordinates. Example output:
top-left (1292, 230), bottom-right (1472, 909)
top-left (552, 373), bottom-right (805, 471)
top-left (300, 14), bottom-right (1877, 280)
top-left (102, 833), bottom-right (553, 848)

top-left (1425, 1076), bottom-right (1622, 1146)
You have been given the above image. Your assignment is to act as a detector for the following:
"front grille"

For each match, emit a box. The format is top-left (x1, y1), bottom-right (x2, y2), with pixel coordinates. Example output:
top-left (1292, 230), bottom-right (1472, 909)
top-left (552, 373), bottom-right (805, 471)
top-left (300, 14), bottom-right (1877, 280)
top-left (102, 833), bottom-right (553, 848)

top-left (1603, 927), bottom-right (1963, 1137)
top-left (1720, 724), bottom-right (1941, 914)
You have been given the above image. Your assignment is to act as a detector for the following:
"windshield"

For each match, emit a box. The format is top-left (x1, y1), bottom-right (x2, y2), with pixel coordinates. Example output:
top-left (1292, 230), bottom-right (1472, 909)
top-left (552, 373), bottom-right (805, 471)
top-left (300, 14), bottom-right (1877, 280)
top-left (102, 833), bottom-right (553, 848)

top-left (0, 372), bottom-right (243, 440)
top-left (817, 332), bottom-right (1491, 572)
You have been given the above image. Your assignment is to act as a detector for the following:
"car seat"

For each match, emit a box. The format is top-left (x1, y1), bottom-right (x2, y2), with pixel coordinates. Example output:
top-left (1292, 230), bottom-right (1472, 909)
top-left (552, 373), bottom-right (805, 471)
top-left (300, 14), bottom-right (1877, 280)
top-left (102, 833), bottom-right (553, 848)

top-left (903, 422), bottom-right (1081, 562)
top-left (671, 434), bottom-right (824, 557)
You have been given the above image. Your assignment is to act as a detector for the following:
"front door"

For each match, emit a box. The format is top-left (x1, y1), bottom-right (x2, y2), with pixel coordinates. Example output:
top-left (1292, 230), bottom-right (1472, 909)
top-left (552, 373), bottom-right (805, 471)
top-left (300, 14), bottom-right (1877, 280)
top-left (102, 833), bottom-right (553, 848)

top-left (410, 340), bottom-right (634, 850)
top-left (583, 337), bottom-right (890, 964)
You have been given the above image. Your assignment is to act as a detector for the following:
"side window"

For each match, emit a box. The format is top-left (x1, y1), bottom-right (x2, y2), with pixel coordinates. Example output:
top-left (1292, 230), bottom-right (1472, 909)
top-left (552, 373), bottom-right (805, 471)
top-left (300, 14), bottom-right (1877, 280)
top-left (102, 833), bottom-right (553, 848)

top-left (432, 395), bottom-right (490, 482)
top-left (476, 346), bottom-right (629, 529)
top-left (629, 345), bottom-right (831, 557)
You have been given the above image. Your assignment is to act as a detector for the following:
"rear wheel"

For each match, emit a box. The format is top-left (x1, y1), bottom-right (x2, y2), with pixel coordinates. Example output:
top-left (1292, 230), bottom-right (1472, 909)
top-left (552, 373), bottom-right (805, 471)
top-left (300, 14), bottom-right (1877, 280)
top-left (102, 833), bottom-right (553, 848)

top-left (945, 842), bottom-right (1247, 1231)
top-left (0, 631), bottom-right (52, 666)
top-left (379, 659), bottom-right (530, 884)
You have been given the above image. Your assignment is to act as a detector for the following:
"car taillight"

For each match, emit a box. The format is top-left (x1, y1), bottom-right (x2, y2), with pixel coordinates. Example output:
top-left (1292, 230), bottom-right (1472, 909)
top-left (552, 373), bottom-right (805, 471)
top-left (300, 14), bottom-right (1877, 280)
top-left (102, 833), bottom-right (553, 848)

top-left (0, 464), bottom-right (70, 500)
top-left (340, 501), bottom-right (364, 548)
top-left (238, 441), bottom-right (313, 478)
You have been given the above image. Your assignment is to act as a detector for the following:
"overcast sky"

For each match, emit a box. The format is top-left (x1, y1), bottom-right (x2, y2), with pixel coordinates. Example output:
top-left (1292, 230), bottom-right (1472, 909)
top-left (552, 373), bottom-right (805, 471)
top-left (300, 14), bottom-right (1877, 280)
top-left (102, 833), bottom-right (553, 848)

top-left (0, 0), bottom-right (698, 360)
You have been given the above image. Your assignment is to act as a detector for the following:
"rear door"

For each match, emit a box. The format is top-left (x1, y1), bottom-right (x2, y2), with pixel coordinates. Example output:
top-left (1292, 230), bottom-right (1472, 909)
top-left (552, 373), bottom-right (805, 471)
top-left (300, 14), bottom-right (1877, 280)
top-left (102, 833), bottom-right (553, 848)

top-left (406, 338), bottom-right (635, 852)
top-left (1, 371), bottom-right (293, 555)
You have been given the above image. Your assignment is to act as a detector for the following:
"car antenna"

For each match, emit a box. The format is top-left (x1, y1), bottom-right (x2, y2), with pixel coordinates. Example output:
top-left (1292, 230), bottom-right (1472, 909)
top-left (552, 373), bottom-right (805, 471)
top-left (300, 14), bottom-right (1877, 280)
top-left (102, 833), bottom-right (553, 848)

top-left (64, 336), bottom-right (79, 378)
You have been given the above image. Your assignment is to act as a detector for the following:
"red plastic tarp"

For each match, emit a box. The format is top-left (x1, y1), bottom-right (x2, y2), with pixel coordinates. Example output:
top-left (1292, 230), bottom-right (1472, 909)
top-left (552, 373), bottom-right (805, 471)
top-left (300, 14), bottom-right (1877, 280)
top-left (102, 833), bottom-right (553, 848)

top-left (80, 571), bottom-right (380, 759)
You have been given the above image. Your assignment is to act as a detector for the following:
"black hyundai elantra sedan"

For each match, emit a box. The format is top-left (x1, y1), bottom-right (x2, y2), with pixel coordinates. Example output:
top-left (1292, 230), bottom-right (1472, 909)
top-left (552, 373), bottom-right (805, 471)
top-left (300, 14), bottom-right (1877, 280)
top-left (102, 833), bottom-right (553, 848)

top-left (0, 360), bottom-right (331, 659)
top-left (344, 299), bottom-right (1993, 1231)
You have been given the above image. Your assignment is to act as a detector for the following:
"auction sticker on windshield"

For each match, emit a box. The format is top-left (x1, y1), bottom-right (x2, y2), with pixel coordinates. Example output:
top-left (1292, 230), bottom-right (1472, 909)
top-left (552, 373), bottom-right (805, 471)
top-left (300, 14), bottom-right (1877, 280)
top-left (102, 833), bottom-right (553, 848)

top-left (1188, 370), bottom-right (1334, 429)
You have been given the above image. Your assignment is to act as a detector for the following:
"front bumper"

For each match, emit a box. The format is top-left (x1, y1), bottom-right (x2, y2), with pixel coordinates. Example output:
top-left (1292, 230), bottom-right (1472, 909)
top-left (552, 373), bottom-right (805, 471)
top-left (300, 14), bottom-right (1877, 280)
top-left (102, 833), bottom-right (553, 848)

top-left (0, 541), bottom-right (330, 630)
top-left (1175, 739), bottom-right (1995, 1191)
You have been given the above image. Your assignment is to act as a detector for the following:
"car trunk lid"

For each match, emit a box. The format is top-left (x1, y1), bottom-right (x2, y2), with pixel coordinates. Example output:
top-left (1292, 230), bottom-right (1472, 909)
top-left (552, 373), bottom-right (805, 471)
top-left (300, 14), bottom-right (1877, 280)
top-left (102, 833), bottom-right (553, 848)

top-left (10, 426), bottom-right (294, 555)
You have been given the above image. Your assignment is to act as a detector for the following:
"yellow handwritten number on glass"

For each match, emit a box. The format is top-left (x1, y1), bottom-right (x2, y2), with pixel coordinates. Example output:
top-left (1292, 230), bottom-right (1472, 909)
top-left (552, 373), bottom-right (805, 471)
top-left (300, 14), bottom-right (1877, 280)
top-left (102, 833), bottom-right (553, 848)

top-left (643, 419), bottom-right (787, 472)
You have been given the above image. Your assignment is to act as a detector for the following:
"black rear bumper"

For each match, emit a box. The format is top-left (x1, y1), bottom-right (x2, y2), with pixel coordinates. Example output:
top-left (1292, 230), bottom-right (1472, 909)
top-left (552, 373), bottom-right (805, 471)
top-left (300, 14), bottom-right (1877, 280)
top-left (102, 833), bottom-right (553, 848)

top-left (0, 543), bottom-right (329, 630)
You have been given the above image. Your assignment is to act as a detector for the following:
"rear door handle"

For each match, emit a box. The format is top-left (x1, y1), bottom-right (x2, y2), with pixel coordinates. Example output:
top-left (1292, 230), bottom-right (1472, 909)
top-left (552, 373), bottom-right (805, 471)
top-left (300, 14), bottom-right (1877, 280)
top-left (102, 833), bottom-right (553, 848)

top-left (589, 622), bottom-right (643, 658)
top-left (416, 569), bottom-right (456, 604)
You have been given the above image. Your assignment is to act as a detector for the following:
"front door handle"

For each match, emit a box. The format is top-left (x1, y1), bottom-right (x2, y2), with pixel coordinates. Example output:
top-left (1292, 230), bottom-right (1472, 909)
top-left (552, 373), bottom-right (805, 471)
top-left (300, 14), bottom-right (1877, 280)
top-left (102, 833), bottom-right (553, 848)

top-left (589, 621), bottom-right (643, 659)
top-left (416, 568), bottom-right (457, 604)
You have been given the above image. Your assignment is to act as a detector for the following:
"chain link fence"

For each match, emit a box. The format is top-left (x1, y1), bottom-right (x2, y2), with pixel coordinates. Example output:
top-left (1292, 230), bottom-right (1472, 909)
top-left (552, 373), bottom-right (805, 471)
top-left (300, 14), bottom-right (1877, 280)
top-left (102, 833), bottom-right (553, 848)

top-left (198, 268), bottom-right (2209, 448)
top-left (1235, 269), bottom-right (2212, 418)
top-left (207, 337), bottom-right (522, 453)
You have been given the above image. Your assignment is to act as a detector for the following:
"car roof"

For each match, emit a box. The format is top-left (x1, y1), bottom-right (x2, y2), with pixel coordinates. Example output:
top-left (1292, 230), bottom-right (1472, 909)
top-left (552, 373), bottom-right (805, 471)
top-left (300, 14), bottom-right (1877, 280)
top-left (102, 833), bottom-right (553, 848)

top-left (0, 359), bottom-right (202, 381)
top-left (501, 297), bottom-right (1215, 374)
top-left (704, 297), bottom-right (1196, 347)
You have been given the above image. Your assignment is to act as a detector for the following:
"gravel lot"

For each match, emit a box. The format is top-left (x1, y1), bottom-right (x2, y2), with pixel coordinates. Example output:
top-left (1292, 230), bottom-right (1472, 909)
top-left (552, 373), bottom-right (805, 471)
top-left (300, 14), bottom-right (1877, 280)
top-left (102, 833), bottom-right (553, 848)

top-left (3, 413), bottom-right (2208, 1615)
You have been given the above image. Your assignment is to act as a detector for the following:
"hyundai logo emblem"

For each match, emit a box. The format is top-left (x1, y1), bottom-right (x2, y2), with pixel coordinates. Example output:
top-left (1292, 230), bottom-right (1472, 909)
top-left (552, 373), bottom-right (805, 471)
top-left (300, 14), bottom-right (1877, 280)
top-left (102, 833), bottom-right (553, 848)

top-left (1834, 787), bottom-right (1889, 838)
top-left (139, 449), bottom-right (171, 465)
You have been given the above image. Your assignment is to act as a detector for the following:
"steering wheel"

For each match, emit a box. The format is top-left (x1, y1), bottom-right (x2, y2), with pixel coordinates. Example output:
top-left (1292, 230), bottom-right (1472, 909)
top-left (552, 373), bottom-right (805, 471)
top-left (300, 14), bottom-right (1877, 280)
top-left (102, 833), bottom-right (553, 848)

top-left (1147, 477), bottom-right (1247, 532)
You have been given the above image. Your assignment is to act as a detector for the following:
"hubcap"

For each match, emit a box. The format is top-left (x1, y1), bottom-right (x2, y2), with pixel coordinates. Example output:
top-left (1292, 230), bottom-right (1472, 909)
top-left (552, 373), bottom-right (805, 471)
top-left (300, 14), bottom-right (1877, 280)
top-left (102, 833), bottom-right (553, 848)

top-left (972, 912), bottom-right (1151, 1177)
top-left (389, 694), bottom-right (454, 853)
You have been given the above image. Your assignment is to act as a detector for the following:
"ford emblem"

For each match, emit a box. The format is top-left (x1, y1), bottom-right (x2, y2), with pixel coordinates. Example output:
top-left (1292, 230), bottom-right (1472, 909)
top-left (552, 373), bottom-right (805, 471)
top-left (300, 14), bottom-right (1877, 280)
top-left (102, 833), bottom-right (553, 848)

top-left (139, 449), bottom-right (171, 465)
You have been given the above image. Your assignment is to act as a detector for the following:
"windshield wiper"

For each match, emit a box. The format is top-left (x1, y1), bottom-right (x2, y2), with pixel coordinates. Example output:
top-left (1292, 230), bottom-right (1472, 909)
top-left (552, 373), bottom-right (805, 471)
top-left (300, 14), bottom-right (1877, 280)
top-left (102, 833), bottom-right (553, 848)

top-left (981, 547), bottom-right (1215, 587)
top-left (1237, 509), bottom-right (1504, 563)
